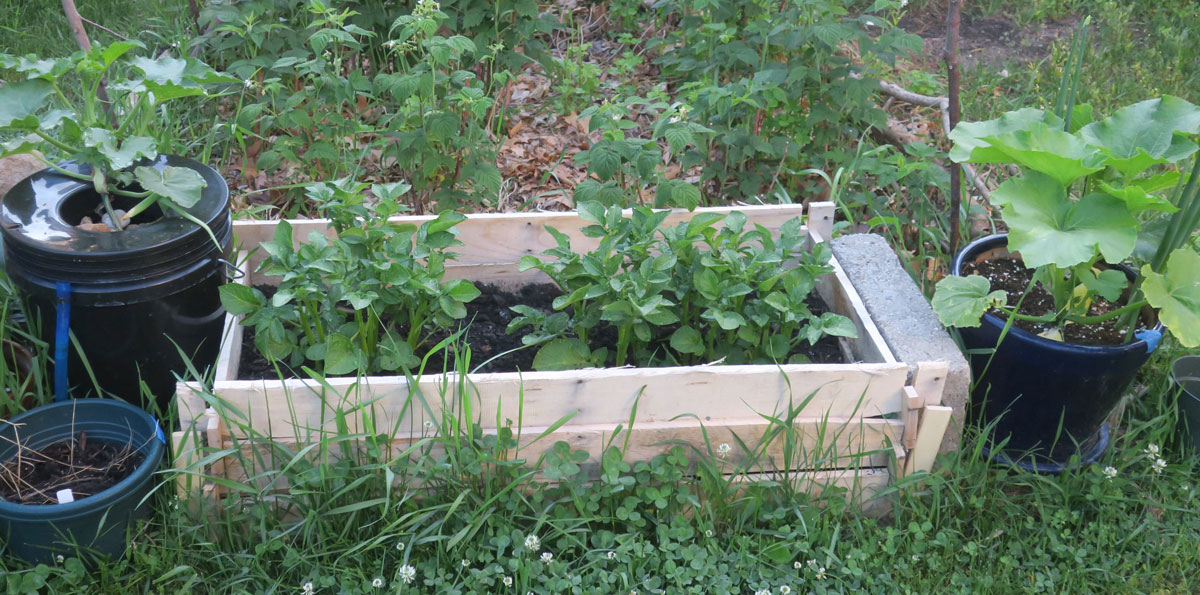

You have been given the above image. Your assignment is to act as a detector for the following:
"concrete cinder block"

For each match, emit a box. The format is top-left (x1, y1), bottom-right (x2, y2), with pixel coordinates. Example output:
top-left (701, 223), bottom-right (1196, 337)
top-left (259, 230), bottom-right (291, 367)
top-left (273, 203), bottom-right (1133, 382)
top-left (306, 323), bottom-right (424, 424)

top-left (831, 234), bottom-right (969, 453)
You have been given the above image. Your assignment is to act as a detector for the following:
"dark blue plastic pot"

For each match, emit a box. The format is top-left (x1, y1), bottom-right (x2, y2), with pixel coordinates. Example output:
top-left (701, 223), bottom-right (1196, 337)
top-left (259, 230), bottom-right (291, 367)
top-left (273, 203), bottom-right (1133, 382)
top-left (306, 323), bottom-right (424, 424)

top-left (953, 235), bottom-right (1160, 468)
top-left (0, 399), bottom-right (164, 564)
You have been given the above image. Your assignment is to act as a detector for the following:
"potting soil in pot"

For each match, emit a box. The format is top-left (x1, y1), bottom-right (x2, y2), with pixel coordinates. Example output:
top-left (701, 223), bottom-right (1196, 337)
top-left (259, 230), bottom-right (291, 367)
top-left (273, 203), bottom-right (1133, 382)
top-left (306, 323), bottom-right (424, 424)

top-left (963, 257), bottom-right (1150, 345)
top-left (0, 436), bottom-right (145, 505)
top-left (237, 283), bottom-right (846, 380)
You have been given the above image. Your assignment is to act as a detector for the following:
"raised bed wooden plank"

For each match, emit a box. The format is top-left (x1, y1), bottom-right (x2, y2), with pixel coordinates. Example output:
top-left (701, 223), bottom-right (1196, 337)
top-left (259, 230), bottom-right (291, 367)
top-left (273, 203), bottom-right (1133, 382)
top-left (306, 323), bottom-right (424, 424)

top-left (179, 362), bottom-right (908, 439)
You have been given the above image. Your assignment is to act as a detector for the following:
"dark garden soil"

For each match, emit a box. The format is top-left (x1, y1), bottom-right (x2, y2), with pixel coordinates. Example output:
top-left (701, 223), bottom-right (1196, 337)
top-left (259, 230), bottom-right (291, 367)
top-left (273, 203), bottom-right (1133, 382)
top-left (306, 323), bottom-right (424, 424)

top-left (963, 257), bottom-right (1149, 346)
top-left (0, 436), bottom-right (144, 505)
top-left (237, 283), bottom-right (846, 380)
top-left (899, 6), bottom-right (1080, 70)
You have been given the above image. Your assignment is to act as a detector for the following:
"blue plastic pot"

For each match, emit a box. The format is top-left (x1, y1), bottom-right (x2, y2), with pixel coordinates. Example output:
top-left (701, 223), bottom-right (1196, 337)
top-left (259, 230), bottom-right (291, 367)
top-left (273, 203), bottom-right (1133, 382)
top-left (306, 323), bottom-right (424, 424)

top-left (953, 235), bottom-right (1160, 469)
top-left (0, 399), bottom-right (164, 564)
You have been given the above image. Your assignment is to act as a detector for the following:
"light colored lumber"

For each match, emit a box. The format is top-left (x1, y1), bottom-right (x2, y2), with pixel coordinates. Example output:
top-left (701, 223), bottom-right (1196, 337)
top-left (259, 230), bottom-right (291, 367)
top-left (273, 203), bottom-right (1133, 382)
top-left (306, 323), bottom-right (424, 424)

top-left (900, 385), bottom-right (922, 450)
top-left (913, 361), bottom-right (949, 407)
top-left (197, 362), bottom-right (909, 440)
top-left (807, 201), bottom-right (835, 247)
top-left (812, 228), bottom-right (897, 364)
top-left (213, 250), bottom-right (251, 382)
top-left (904, 405), bottom-right (953, 475)
top-left (234, 204), bottom-right (810, 286)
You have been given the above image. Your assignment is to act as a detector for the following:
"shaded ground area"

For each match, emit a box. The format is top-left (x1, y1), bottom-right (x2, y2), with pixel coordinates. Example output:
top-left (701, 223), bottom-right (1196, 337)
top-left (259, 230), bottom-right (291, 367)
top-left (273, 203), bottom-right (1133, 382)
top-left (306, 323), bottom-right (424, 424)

top-left (900, 7), bottom-right (1080, 69)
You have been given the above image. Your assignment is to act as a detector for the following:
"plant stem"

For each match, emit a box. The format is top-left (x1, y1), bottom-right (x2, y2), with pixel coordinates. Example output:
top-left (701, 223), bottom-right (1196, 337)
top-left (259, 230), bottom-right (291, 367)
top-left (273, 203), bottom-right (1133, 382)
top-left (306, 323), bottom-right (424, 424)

top-left (1003, 299), bottom-right (1147, 326)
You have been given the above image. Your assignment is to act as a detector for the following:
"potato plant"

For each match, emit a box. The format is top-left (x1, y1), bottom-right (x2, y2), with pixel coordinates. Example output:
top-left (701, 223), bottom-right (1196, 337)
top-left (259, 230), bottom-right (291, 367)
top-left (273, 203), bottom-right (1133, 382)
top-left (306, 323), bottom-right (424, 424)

top-left (220, 179), bottom-right (480, 375)
top-left (514, 202), bottom-right (857, 370)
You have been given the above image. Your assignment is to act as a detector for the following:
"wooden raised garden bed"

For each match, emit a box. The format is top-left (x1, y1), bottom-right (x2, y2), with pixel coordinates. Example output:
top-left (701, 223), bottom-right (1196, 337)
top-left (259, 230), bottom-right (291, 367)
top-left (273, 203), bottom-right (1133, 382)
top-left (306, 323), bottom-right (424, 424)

top-left (172, 202), bottom-right (953, 508)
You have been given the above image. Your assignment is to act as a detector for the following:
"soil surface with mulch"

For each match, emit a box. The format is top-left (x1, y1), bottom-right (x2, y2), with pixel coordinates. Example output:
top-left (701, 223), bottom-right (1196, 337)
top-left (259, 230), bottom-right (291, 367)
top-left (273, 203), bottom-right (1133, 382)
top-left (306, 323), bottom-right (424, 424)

top-left (963, 257), bottom-right (1149, 346)
top-left (237, 283), bottom-right (846, 380)
top-left (0, 436), bottom-right (145, 505)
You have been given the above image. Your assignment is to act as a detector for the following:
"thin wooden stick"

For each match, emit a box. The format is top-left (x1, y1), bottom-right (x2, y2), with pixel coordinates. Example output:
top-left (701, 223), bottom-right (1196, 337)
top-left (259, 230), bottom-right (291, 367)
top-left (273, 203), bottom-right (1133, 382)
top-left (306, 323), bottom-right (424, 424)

top-left (945, 0), bottom-right (963, 255)
top-left (61, 0), bottom-right (92, 52)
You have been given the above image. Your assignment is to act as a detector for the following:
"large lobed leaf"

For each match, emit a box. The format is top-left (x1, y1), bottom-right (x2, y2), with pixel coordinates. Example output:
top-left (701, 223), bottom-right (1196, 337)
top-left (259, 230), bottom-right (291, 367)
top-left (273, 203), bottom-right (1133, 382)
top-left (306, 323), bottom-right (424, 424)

top-left (1080, 96), bottom-right (1200, 177)
top-left (980, 122), bottom-right (1105, 187)
top-left (0, 79), bottom-right (53, 130)
top-left (1142, 249), bottom-right (1200, 348)
top-left (932, 275), bottom-right (1008, 328)
top-left (994, 172), bottom-right (1137, 268)
top-left (948, 108), bottom-right (1064, 163)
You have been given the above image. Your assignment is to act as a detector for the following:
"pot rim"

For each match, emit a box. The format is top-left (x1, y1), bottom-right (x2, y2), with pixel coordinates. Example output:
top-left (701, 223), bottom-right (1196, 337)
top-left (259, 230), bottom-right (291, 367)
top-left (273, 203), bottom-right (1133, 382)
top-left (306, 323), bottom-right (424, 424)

top-left (953, 233), bottom-right (1163, 355)
top-left (0, 399), bottom-right (164, 518)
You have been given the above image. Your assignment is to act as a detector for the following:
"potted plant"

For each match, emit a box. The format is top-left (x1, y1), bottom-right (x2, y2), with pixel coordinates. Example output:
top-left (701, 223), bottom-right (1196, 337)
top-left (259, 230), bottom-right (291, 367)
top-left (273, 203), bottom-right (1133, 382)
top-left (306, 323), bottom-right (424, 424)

top-left (933, 97), bottom-right (1200, 469)
top-left (0, 398), bottom-right (165, 563)
top-left (0, 42), bottom-right (237, 413)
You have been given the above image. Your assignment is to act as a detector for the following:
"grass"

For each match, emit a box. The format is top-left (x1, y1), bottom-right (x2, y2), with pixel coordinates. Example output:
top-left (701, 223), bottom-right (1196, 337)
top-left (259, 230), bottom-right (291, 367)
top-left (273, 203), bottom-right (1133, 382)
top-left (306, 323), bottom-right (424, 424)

top-left (0, 0), bottom-right (189, 57)
top-left (1, 1), bottom-right (1199, 592)
top-left (1, 341), bottom-right (1197, 593)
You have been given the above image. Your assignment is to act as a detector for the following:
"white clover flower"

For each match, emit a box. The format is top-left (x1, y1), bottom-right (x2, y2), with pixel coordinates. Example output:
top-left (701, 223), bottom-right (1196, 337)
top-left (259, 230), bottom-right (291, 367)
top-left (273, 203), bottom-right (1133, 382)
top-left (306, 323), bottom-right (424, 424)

top-left (461, 558), bottom-right (470, 567)
top-left (503, 576), bottom-right (513, 587)
top-left (806, 559), bottom-right (817, 568)
top-left (1152, 458), bottom-right (1167, 474)
top-left (524, 534), bottom-right (540, 551)
top-left (302, 582), bottom-right (314, 594)
top-left (607, 551), bottom-right (617, 560)
top-left (780, 586), bottom-right (792, 594)
top-left (815, 567), bottom-right (827, 580)
top-left (1146, 443), bottom-right (1161, 457)
top-left (793, 560), bottom-right (803, 569)
top-left (372, 577), bottom-right (384, 588)
top-left (704, 529), bottom-right (714, 537)
top-left (717, 443), bottom-right (732, 457)
top-left (1103, 466), bottom-right (1118, 480)
top-left (912, 554), bottom-right (920, 562)
top-left (55, 554), bottom-right (64, 564)
top-left (755, 590), bottom-right (771, 595)
top-left (423, 419), bottom-right (435, 430)
top-left (541, 552), bottom-right (553, 563)
top-left (398, 564), bottom-right (416, 584)
top-left (396, 540), bottom-right (406, 551)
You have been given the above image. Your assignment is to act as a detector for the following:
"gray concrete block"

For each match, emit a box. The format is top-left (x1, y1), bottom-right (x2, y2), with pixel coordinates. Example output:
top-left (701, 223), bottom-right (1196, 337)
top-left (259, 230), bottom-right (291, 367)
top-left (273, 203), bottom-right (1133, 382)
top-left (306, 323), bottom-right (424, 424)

top-left (831, 233), bottom-right (970, 453)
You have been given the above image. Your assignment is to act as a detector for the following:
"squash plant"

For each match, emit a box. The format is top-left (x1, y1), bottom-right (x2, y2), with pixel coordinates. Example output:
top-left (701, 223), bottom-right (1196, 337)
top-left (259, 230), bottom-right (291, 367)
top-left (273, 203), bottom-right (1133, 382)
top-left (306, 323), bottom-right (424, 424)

top-left (933, 97), bottom-right (1200, 348)
top-left (514, 202), bottom-right (857, 369)
top-left (0, 42), bottom-right (234, 241)
top-left (220, 179), bottom-right (480, 375)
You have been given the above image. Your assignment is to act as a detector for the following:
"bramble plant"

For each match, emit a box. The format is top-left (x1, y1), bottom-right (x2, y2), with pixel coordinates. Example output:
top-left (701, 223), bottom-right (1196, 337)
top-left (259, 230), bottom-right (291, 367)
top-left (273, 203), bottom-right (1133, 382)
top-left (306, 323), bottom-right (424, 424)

top-left (513, 203), bottom-right (857, 369)
top-left (933, 97), bottom-right (1200, 347)
top-left (219, 179), bottom-right (480, 375)
top-left (0, 42), bottom-right (234, 238)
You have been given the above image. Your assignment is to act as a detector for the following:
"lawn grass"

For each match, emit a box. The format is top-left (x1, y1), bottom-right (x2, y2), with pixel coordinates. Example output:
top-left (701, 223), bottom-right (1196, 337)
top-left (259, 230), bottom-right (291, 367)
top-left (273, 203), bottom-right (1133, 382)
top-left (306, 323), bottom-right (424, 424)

top-left (0, 0), bottom-right (189, 56)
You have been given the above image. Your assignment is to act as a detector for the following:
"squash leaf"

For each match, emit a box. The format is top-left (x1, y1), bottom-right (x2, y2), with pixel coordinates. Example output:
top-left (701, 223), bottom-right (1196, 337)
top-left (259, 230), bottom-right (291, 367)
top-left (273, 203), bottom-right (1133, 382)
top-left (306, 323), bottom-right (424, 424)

top-left (1142, 249), bottom-right (1200, 348)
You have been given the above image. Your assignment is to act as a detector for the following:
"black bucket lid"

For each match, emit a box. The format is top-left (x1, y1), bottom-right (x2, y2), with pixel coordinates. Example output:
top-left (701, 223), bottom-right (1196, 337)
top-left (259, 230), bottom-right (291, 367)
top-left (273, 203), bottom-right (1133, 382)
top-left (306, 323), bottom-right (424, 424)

top-left (0, 155), bottom-right (230, 295)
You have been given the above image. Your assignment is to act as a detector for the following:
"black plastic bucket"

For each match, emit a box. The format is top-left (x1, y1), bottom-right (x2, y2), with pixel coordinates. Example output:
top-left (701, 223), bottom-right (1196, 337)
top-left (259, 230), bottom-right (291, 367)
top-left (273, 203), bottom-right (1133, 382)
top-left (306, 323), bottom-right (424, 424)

top-left (953, 234), bottom-right (1160, 469)
top-left (1172, 356), bottom-right (1200, 452)
top-left (0, 399), bottom-right (165, 563)
top-left (0, 156), bottom-right (231, 414)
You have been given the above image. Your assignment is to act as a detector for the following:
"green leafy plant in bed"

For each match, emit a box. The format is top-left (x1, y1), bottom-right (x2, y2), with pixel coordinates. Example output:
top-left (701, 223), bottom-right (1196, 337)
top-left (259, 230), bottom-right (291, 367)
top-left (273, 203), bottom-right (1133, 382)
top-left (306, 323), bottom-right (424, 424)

top-left (512, 202), bottom-right (857, 370)
top-left (219, 178), bottom-right (480, 375)
top-left (933, 97), bottom-right (1200, 347)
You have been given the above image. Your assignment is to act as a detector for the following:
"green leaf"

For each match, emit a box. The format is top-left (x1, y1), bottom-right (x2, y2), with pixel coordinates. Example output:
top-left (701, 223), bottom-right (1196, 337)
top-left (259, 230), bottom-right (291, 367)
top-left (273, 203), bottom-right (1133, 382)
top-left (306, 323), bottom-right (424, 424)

top-left (663, 127), bottom-right (694, 152)
top-left (576, 201), bottom-right (606, 224)
top-left (670, 182), bottom-right (702, 211)
top-left (1095, 179), bottom-right (1178, 214)
top-left (813, 313), bottom-right (858, 338)
top-left (949, 108), bottom-right (1064, 163)
top-left (533, 338), bottom-right (592, 371)
top-left (445, 279), bottom-right (481, 302)
top-left (980, 122), bottom-right (1105, 186)
top-left (82, 129), bottom-right (157, 170)
top-left (589, 146), bottom-right (622, 180)
top-left (1142, 249), bottom-right (1200, 348)
top-left (694, 268), bottom-right (720, 300)
top-left (324, 334), bottom-right (362, 375)
top-left (711, 310), bottom-right (745, 330)
top-left (134, 165), bottom-right (207, 209)
top-left (669, 326), bottom-right (704, 355)
top-left (218, 284), bottom-right (264, 315)
top-left (0, 79), bottom-right (52, 130)
top-left (931, 275), bottom-right (1008, 328)
top-left (96, 40), bottom-right (145, 66)
top-left (1080, 268), bottom-right (1128, 302)
top-left (996, 172), bottom-right (1137, 268)
top-left (1080, 96), bottom-right (1200, 176)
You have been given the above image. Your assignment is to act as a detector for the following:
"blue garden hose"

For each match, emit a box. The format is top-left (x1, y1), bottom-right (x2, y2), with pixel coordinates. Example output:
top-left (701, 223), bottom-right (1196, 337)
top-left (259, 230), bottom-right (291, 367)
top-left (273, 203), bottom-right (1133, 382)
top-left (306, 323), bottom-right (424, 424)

top-left (54, 282), bottom-right (71, 402)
